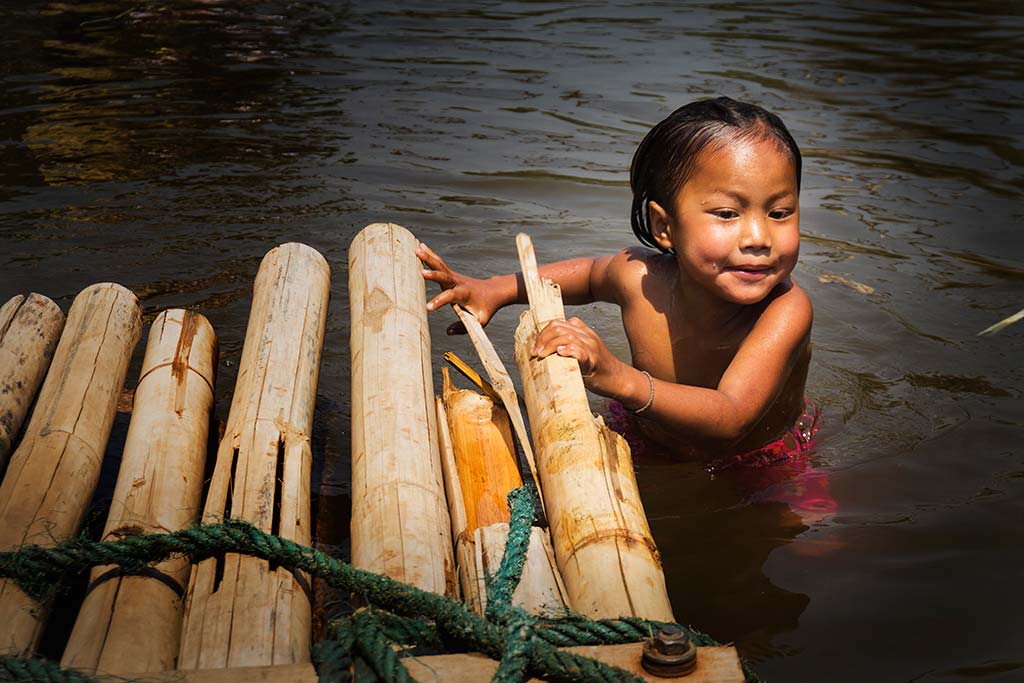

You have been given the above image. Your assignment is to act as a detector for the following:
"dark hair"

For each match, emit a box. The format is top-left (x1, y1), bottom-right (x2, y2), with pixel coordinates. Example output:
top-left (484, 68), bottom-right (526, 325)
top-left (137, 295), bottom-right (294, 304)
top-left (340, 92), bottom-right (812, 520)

top-left (629, 96), bottom-right (802, 253)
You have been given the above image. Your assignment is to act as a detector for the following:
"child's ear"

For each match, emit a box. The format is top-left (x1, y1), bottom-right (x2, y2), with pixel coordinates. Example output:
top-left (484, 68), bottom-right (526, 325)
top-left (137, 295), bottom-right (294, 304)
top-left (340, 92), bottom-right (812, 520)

top-left (648, 200), bottom-right (674, 251)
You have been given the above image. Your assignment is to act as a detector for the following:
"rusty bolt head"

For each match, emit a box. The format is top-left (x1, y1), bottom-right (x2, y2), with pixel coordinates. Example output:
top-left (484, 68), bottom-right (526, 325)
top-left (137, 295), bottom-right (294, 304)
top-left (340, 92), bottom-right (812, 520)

top-left (642, 625), bottom-right (698, 677)
top-left (653, 625), bottom-right (690, 655)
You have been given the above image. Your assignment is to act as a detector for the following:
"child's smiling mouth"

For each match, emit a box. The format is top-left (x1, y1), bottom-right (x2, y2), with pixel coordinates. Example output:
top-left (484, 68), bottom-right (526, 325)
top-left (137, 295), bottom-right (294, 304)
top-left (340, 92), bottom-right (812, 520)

top-left (725, 264), bottom-right (774, 281)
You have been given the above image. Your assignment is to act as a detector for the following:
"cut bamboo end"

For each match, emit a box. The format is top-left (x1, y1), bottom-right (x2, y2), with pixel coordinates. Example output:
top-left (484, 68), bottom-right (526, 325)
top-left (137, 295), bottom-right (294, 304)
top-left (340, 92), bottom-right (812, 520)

top-left (0, 283), bottom-right (141, 656)
top-left (349, 223), bottom-right (455, 597)
top-left (512, 235), bottom-right (673, 622)
top-left (62, 309), bottom-right (216, 676)
top-left (179, 244), bottom-right (329, 670)
top-left (0, 293), bottom-right (65, 469)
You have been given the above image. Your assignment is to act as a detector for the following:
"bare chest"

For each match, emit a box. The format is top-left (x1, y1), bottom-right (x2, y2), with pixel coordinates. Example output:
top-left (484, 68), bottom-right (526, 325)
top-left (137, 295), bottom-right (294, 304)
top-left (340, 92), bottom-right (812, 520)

top-left (619, 300), bottom-right (745, 390)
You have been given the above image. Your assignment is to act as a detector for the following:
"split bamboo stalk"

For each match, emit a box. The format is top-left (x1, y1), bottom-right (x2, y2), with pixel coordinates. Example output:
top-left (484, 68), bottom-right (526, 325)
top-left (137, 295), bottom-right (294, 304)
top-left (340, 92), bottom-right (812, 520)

top-left (0, 283), bottom-right (141, 656)
top-left (61, 309), bottom-right (217, 675)
top-left (450, 304), bottom-right (543, 513)
top-left (0, 293), bottom-right (65, 468)
top-left (512, 233), bottom-right (674, 621)
top-left (178, 243), bottom-right (329, 670)
top-left (439, 367), bottom-right (567, 617)
top-left (348, 223), bottom-right (455, 595)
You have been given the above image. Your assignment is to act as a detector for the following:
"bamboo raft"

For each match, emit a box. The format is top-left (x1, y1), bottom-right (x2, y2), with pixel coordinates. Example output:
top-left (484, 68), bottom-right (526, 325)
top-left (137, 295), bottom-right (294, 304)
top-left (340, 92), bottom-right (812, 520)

top-left (0, 229), bottom-right (744, 682)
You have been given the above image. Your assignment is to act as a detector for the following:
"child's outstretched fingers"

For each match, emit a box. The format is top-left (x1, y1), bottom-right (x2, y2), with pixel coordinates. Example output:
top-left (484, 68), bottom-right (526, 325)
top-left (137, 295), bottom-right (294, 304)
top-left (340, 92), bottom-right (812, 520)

top-left (416, 241), bottom-right (500, 328)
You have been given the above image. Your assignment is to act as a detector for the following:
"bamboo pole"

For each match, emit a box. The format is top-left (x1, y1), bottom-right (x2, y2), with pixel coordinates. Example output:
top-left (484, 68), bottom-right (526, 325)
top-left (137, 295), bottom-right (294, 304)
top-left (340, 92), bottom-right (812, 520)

top-left (439, 366), bottom-right (567, 617)
top-left (0, 283), bottom-right (141, 656)
top-left (61, 309), bottom-right (217, 675)
top-left (512, 234), bottom-right (674, 622)
top-left (0, 293), bottom-right (65, 469)
top-left (348, 223), bottom-right (455, 595)
top-left (178, 243), bottom-right (329, 670)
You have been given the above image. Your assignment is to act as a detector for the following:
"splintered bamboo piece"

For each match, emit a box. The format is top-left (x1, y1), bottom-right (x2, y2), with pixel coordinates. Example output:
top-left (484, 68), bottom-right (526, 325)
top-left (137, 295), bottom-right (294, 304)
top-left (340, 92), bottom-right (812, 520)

top-left (439, 367), bottom-right (567, 617)
top-left (451, 304), bottom-right (544, 513)
top-left (512, 233), bottom-right (674, 622)
top-left (442, 367), bottom-right (521, 532)
top-left (0, 293), bottom-right (65, 468)
top-left (349, 223), bottom-right (455, 596)
top-left (0, 283), bottom-right (141, 656)
top-left (179, 243), bottom-right (329, 670)
top-left (61, 309), bottom-right (217, 675)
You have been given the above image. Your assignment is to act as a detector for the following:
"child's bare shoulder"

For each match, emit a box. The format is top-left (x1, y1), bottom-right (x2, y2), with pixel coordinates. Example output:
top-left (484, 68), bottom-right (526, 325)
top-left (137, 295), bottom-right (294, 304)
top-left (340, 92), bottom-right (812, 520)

top-left (755, 277), bottom-right (813, 339)
top-left (597, 247), bottom-right (674, 302)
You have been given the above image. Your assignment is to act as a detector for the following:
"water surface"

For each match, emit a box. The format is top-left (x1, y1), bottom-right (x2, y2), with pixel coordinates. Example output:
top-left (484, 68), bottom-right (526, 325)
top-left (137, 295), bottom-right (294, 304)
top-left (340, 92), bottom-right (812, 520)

top-left (1, 2), bottom-right (1022, 681)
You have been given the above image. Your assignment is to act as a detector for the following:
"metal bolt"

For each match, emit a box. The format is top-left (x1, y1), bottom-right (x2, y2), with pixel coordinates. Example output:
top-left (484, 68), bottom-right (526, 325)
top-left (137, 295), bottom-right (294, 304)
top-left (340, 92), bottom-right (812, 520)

top-left (641, 624), bottom-right (698, 677)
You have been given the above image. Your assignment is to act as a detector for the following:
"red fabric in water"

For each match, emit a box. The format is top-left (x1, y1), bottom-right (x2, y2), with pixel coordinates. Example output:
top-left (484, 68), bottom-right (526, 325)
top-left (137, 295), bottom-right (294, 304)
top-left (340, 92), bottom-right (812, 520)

top-left (605, 398), bottom-right (836, 516)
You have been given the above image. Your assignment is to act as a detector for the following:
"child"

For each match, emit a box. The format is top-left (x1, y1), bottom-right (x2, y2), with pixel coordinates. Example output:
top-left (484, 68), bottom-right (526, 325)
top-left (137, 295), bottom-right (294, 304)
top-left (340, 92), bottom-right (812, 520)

top-left (417, 96), bottom-right (819, 465)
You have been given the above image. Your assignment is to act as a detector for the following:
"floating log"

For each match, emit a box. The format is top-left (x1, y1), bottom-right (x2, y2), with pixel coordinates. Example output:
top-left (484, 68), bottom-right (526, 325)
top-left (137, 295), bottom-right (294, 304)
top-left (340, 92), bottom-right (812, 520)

top-left (61, 309), bottom-right (217, 675)
top-left (348, 223), bottom-right (455, 595)
top-left (438, 365), bottom-right (567, 616)
top-left (0, 283), bottom-right (141, 656)
top-left (179, 243), bottom-right (329, 669)
top-left (0, 293), bottom-right (65, 469)
top-left (512, 234), bottom-right (674, 621)
top-left (92, 644), bottom-right (744, 683)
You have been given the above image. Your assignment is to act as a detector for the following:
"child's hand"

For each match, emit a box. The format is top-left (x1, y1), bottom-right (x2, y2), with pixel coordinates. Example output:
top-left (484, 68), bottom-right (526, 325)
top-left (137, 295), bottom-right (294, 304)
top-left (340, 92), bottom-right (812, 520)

top-left (417, 242), bottom-right (505, 332)
top-left (530, 317), bottom-right (627, 397)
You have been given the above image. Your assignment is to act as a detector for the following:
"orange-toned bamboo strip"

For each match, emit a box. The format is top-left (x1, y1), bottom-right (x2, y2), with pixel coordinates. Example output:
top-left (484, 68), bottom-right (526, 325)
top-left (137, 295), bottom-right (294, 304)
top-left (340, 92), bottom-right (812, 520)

top-left (439, 365), bottom-right (567, 617)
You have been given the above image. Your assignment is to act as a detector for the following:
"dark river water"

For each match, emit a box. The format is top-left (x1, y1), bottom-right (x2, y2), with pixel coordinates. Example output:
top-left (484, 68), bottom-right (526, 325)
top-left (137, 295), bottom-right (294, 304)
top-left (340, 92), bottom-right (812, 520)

top-left (2, 1), bottom-right (1022, 681)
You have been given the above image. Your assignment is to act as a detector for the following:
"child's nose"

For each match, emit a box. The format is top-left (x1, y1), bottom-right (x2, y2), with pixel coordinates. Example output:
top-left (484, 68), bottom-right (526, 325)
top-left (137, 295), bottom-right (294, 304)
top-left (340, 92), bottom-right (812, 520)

top-left (739, 218), bottom-right (772, 250)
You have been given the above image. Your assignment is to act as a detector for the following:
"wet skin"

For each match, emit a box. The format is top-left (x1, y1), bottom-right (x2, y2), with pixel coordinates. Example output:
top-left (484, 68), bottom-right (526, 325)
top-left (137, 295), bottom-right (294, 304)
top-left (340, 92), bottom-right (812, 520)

top-left (420, 134), bottom-right (812, 457)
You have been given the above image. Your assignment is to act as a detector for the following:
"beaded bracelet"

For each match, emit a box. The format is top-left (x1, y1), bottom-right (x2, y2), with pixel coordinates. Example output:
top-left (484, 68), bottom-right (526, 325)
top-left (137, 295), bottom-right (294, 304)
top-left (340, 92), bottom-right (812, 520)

top-left (629, 370), bottom-right (655, 415)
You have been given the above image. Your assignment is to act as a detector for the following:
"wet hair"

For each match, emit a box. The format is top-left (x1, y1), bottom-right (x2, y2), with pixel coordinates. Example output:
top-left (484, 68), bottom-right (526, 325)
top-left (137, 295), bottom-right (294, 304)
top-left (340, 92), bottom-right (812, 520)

top-left (629, 96), bottom-right (802, 253)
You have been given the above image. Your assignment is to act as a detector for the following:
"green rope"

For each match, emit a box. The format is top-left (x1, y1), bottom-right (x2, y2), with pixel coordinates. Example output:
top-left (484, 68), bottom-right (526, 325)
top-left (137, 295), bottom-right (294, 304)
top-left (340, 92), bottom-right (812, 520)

top-left (0, 656), bottom-right (99, 683)
top-left (311, 637), bottom-right (354, 683)
top-left (492, 611), bottom-right (535, 683)
top-left (350, 610), bottom-right (414, 683)
top-left (485, 486), bottom-right (535, 622)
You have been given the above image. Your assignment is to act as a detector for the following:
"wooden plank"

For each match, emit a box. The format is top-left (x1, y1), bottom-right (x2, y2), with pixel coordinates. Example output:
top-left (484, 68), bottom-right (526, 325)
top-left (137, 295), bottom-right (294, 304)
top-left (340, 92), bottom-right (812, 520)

top-left (512, 233), bottom-right (674, 622)
top-left (98, 644), bottom-right (743, 683)
top-left (0, 283), bottom-right (141, 656)
top-left (61, 309), bottom-right (216, 675)
top-left (179, 243), bottom-right (329, 669)
top-left (0, 293), bottom-right (65, 469)
top-left (349, 223), bottom-right (455, 596)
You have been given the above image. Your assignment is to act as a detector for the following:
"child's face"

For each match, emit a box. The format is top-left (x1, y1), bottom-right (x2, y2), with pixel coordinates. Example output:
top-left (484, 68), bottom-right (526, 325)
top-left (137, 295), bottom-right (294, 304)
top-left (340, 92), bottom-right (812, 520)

top-left (651, 135), bottom-right (800, 306)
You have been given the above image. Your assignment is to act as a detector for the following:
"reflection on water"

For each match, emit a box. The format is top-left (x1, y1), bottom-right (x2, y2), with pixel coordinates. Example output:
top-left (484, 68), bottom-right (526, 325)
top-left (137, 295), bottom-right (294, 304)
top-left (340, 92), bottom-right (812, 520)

top-left (2, 1), bottom-right (1022, 680)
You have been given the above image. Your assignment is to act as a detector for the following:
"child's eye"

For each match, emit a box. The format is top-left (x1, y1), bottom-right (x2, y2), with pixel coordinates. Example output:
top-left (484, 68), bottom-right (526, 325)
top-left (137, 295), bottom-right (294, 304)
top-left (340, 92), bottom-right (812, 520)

top-left (712, 209), bottom-right (739, 220)
top-left (769, 208), bottom-right (795, 220)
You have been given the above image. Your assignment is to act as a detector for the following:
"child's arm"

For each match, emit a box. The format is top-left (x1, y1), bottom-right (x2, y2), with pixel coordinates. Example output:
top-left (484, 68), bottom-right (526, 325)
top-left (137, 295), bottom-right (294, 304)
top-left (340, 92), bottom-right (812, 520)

top-left (416, 242), bottom-right (620, 331)
top-left (532, 284), bottom-right (813, 446)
